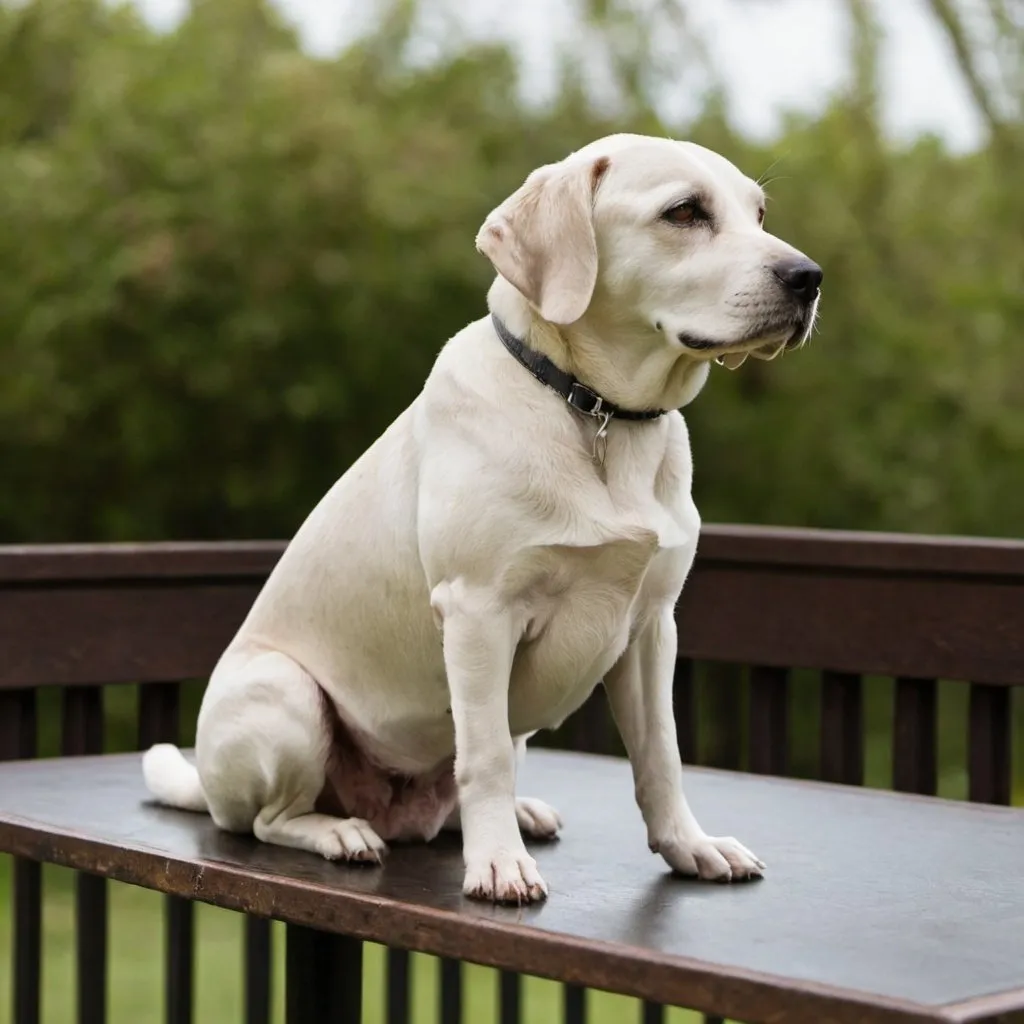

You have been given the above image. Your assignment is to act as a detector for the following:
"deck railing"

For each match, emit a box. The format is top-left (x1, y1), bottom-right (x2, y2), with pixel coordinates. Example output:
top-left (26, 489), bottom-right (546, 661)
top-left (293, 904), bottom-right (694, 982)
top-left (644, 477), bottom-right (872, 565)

top-left (1, 524), bottom-right (1021, 1024)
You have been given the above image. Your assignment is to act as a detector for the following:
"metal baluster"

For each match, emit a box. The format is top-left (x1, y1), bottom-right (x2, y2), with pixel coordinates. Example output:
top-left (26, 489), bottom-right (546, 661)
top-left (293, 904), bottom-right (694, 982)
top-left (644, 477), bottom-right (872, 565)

top-left (820, 671), bottom-right (864, 785)
top-left (386, 947), bottom-right (411, 1024)
top-left (0, 689), bottom-right (41, 1024)
top-left (138, 683), bottom-right (195, 1024)
top-left (244, 917), bottom-right (272, 1024)
top-left (498, 970), bottom-right (521, 1024)
top-left (440, 957), bottom-right (462, 1024)
top-left (563, 984), bottom-right (586, 1024)
top-left (968, 683), bottom-right (1012, 805)
top-left (673, 658), bottom-right (697, 765)
top-left (61, 686), bottom-right (107, 1024)
top-left (893, 677), bottom-right (937, 795)
top-left (285, 924), bottom-right (362, 1024)
top-left (749, 665), bottom-right (789, 776)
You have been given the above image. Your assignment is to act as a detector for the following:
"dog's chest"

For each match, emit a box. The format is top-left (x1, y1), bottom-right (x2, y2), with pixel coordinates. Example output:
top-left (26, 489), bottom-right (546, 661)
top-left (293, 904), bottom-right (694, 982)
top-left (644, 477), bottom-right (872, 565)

top-left (506, 496), bottom-right (696, 736)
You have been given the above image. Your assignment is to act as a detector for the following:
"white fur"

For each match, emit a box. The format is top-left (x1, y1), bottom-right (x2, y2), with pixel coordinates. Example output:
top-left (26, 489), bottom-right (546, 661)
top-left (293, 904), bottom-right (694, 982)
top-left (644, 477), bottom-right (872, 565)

top-left (142, 744), bottom-right (206, 812)
top-left (143, 133), bottom-right (819, 902)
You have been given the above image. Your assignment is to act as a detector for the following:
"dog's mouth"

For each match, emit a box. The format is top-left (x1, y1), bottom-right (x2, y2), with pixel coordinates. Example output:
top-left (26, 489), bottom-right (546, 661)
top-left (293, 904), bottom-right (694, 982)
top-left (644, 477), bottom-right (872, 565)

top-left (680, 302), bottom-right (818, 371)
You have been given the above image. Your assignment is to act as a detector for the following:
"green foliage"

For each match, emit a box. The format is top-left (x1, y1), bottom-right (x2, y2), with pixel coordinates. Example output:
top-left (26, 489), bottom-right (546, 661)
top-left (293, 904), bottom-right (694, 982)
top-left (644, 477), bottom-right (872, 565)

top-left (0, 0), bottom-right (1021, 542)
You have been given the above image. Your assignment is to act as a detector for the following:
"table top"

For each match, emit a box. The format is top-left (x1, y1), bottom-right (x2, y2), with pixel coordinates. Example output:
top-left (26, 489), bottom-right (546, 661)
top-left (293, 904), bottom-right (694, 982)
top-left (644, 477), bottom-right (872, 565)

top-left (0, 750), bottom-right (1022, 1024)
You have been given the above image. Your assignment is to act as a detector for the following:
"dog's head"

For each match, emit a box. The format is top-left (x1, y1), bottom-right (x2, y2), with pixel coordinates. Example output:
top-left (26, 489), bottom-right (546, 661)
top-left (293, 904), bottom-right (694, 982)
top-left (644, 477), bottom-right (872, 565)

top-left (476, 134), bottom-right (821, 383)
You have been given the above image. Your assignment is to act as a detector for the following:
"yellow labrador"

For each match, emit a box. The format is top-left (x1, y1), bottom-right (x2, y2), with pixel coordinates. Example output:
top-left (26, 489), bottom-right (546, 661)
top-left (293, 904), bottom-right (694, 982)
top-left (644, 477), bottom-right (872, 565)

top-left (143, 133), bottom-right (821, 903)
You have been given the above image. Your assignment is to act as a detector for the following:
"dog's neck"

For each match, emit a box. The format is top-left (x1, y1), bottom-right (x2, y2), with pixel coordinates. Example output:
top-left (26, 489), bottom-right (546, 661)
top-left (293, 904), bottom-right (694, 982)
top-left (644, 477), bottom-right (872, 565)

top-left (486, 278), bottom-right (710, 413)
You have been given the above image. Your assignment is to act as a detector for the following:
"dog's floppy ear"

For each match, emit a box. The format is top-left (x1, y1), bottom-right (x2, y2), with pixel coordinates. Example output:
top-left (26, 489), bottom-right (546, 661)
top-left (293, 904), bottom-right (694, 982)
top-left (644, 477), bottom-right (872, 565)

top-left (475, 156), bottom-right (610, 325)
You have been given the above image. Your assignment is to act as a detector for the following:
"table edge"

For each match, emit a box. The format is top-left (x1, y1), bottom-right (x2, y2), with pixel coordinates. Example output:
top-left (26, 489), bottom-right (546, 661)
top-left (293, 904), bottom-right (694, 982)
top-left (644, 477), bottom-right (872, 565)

top-left (941, 987), bottom-right (1024, 1023)
top-left (0, 819), bottom-right (983, 1024)
top-left (1, 751), bottom-right (1022, 1023)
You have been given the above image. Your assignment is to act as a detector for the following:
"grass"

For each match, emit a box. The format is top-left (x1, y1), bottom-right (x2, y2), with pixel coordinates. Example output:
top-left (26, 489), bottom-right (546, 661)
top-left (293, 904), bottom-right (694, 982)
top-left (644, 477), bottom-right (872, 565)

top-left (0, 860), bottom-right (701, 1024)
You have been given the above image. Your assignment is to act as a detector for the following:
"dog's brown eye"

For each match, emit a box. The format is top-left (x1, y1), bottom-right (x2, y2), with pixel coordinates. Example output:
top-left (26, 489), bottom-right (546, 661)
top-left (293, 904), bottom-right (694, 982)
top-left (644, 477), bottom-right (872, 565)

top-left (662, 201), bottom-right (701, 226)
top-left (757, 207), bottom-right (766, 226)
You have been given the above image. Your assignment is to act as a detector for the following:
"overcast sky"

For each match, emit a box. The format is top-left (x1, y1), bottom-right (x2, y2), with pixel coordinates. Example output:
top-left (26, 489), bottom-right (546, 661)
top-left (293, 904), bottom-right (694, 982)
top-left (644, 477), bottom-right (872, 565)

top-left (133, 0), bottom-right (984, 151)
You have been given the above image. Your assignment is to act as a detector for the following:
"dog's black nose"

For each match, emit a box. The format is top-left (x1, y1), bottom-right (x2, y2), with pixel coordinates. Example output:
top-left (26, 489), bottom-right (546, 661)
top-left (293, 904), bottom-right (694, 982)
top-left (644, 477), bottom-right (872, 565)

top-left (773, 257), bottom-right (823, 302)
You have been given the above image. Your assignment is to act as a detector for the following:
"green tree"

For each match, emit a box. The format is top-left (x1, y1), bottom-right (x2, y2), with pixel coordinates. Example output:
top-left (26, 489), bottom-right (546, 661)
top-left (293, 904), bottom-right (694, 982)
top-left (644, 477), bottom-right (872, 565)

top-left (0, 0), bottom-right (1020, 543)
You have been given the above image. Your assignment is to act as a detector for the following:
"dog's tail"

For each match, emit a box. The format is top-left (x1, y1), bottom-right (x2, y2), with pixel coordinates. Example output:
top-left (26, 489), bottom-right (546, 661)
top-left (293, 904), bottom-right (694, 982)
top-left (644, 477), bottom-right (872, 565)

top-left (142, 744), bottom-right (209, 813)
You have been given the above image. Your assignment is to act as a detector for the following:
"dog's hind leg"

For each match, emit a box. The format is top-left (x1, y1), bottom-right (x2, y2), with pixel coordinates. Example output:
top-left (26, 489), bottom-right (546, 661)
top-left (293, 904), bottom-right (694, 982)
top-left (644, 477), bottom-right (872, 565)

top-left (510, 734), bottom-right (562, 839)
top-left (196, 649), bottom-right (386, 863)
top-left (440, 735), bottom-right (562, 840)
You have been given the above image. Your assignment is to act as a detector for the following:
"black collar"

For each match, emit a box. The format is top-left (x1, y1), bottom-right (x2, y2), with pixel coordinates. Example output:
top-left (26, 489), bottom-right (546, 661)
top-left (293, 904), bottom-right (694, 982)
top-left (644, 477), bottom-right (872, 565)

top-left (491, 314), bottom-right (667, 423)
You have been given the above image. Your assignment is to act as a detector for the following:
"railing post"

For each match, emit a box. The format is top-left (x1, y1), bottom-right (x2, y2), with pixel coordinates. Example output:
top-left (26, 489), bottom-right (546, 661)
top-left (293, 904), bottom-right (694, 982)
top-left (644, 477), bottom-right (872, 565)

top-left (893, 677), bottom-right (938, 795)
top-left (386, 947), bottom-right (411, 1024)
top-left (640, 1001), bottom-right (664, 1023)
top-left (440, 957), bottom-right (462, 1024)
top-left (702, 663), bottom-right (743, 770)
top-left (820, 671), bottom-right (864, 785)
top-left (0, 689), bottom-right (41, 1024)
top-left (561, 688), bottom-right (614, 755)
top-left (498, 970), bottom-right (521, 1024)
top-left (137, 682), bottom-right (196, 1024)
top-left (673, 658), bottom-right (697, 764)
top-left (968, 683), bottom-right (1012, 805)
top-left (61, 685), bottom-right (108, 1024)
top-left (285, 924), bottom-right (362, 1024)
top-left (244, 916), bottom-right (272, 1024)
top-left (748, 665), bottom-right (789, 776)
top-left (563, 984), bottom-right (586, 1024)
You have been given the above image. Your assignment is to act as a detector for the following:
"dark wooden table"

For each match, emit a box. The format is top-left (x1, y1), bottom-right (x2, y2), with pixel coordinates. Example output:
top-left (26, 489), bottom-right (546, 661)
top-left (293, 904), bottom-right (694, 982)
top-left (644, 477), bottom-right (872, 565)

top-left (0, 749), bottom-right (1022, 1024)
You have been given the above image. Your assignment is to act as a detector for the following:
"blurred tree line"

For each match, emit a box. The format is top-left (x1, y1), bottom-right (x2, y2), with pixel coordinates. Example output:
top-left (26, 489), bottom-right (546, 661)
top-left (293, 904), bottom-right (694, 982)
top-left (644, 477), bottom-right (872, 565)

top-left (0, 0), bottom-right (1021, 544)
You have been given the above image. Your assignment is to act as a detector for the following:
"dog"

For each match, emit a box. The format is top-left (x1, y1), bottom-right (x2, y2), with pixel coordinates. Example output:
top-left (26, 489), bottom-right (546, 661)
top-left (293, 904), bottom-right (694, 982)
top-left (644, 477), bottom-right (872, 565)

top-left (143, 133), bottom-right (821, 903)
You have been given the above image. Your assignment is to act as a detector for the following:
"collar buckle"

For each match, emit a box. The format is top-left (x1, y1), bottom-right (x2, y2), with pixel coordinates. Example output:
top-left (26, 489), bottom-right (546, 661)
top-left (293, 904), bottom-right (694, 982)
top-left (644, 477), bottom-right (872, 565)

top-left (566, 382), bottom-right (605, 417)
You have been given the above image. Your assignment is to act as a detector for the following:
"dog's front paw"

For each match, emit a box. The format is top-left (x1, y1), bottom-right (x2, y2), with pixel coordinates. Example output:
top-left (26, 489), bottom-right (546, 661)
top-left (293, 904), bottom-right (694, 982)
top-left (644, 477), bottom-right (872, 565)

top-left (652, 832), bottom-right (765, 882)
top-left (317, 817), bottom-right (387, 864)
top-left (463, 848), bottom-right (548, 904)
top-left (515, 796), bottom-right (562, 840)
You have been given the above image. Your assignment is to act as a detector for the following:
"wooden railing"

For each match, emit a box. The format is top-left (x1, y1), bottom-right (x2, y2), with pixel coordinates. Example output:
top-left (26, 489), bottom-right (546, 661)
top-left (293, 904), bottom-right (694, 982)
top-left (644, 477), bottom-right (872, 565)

top-left (0, 525), bottom-right (1021, 1024)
